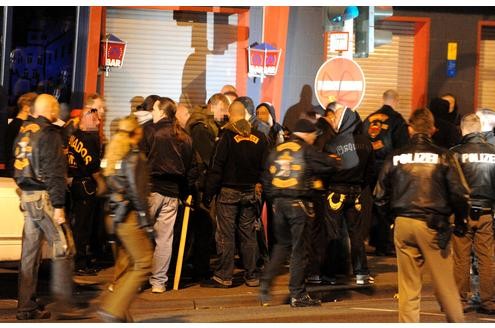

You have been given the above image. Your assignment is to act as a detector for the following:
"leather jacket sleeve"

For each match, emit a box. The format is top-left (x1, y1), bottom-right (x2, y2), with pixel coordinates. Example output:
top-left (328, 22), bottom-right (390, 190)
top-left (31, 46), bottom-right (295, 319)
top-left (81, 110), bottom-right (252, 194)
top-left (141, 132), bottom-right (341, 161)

top-left (444, 151), bottom-right (470, 223)
top-left (124, 150), bottom-right (152, 227)
top-left (305, 143), bottom-right (341, 176)
top-left (373, 154), bottom-right (392, 208)
top-left (40, 126), bottom-right (67, 208)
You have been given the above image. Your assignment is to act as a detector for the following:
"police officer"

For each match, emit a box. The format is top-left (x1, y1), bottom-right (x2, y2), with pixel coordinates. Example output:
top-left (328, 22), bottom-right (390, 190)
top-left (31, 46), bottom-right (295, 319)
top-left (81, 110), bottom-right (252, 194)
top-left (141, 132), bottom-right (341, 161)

top-left (363, 89), bottom-right (409, 256)
top-left (13, 94), bottom-right (87, 320)
top-left (260, 119), bottom-right (340, 307)
top-left (450, 114), bottom-right (495, 314)
top-left (374, 107), bottom-right (469, 322)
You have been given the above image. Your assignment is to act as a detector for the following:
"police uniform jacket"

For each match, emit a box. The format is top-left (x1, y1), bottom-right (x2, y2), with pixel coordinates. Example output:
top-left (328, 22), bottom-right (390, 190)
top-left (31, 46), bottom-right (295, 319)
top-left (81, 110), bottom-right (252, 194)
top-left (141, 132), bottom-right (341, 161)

top-left (374, 133), bottom-right (469, 225)
top-left (13, 116), bottom-right (67, 208)
top-left (450, 132), bottom-right (495, 209)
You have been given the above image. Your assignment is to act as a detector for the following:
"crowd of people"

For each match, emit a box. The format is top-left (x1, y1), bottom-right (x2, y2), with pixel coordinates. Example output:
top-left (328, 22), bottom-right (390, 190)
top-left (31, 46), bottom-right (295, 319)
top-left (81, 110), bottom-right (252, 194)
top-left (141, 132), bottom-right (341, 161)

top-left (6, 85), bottom-right (495, 323)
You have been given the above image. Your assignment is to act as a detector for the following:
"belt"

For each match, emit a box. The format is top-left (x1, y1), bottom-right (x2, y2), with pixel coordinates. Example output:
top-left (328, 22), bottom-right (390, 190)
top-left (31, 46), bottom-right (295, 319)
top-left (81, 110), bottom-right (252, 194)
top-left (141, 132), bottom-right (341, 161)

top-left (328, 184), bottom-right (362, 194)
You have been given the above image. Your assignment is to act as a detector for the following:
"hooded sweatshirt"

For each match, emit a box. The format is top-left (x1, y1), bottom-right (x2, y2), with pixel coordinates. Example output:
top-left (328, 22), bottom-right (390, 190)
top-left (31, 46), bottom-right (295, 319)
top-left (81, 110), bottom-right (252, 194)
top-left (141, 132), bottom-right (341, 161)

top-left (429, 97), bottom-right (462, 149)
top-left (236, 96), bottom-right (271, 138)
top-left (316, 108), bottom-right (374, 187)
top-left (256, 102), bottom-right (285, 147)
top-left (204, 118), bottom-right (269, 199)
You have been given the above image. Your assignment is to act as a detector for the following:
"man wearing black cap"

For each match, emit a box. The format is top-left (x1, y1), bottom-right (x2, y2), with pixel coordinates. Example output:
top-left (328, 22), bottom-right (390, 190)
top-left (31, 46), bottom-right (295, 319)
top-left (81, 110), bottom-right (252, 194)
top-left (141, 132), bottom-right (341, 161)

top-left (260, 119), bottom-right (340, 307)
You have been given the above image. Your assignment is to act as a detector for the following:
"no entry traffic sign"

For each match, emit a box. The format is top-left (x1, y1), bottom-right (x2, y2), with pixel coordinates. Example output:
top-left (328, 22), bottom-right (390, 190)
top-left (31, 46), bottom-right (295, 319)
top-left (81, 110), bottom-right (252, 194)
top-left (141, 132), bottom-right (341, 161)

top-left (314, 57), bottom-right (366, 110)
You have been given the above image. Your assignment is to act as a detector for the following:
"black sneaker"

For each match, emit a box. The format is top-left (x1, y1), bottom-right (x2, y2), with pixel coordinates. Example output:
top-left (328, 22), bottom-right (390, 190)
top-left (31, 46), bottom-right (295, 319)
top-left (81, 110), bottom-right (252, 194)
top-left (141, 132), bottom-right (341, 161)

top-left (75, 268), bottom-right (98, 276)
top-left (16, 309), bottom-right (51, 320)
top-left (477, 306), bottom-right (495, 315)
top-left (290, 294), bottom-right (321, 308)
top-left (200, 277), bottom-right (231, 288)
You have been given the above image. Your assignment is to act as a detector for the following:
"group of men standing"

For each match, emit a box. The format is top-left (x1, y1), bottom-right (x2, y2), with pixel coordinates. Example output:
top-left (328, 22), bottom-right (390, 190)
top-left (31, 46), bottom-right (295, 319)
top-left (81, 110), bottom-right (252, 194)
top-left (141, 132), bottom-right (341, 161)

top-left (7, 84), bottom-right (495, 323)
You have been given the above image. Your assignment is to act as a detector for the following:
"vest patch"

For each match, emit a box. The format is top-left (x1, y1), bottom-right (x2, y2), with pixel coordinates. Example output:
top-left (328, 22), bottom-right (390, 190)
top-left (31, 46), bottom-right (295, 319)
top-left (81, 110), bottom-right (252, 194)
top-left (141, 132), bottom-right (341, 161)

top-left (234, 134), bottom-right (259, 144)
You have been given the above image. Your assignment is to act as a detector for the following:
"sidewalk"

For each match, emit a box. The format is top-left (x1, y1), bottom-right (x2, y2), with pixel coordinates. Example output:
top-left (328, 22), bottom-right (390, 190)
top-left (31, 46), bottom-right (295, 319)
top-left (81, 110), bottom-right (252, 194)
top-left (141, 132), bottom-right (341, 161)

top-left (74, 254), bottom-right (434, 313)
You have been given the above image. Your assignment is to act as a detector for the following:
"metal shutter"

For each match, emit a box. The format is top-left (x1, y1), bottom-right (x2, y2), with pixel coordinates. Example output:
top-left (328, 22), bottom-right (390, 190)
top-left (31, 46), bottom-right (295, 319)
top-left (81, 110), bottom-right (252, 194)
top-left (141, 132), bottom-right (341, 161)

top-left (478, 26), bottom-right (495, 110)
top-left (327, 21), bottom-right (415, 121)
top-left (103, 8), bottom-right (238, 134)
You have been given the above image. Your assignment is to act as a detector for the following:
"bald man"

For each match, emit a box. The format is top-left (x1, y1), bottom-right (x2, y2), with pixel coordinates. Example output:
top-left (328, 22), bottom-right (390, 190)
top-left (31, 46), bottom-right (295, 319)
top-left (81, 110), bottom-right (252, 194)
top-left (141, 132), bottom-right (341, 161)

top-left (13, 94), bottom-right (86, 320)
top-left (201, 100), bottom-right (269, 288)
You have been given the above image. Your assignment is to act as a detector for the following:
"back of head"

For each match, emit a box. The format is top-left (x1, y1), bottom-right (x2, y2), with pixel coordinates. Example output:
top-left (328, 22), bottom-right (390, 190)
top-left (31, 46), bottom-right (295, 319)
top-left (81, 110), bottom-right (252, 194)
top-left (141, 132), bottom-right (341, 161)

top-left (142, 94), bottom-right (160, 112)
top-left (236, 96), bottom-right (255, 116)
top-left (34, 94), bottom-right (60, 121)
top-left (221, 84), bottom-right (237, 95)
top-left (460, 113), bottom-right (481, 136)
top-left (155, 97), bottom-right (177, 119)
top-left (17, 92), bottom-right (38, 115)
top-left (408, 107), bottom-right (435, 135)
top-left (476, 108), bottom-right (495, 132)
top-left (104, 116), bottom-right (139, 176)
top-left (383, 89), bottom-right (399, 104)
top-left (208, 93), bottom-right (229, 108)
top-left (229, 100), bottom-right (247, 123)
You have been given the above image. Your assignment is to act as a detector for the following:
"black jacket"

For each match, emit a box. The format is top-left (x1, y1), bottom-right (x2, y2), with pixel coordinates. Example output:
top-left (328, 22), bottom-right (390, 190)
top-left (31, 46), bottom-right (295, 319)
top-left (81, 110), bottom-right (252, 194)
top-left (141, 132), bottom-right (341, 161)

top-left (450, 133), bottom-right (495, 208)
top-left (105, 146), bottom-right (152, 227)
top-left (316, 109), bottom-right (374, 188)
top-left (186, 109), bottom-right (218, 167)
top-left (205, 119), bottom-right (269, 200)
top-left (374, 133), bottom-right (469, 224)
top-left (263, 135), bottom-right (340, 200)
top-left (362, 105), bottom-right (409, 166)
top-left (141, 118), bottom-right (194, 198)
top-left (67, 129), bottom-right (101, 178)
top-left (429, 98), bottom-right (462, 149)
top-left (13, 116), bottom-right (67, 208)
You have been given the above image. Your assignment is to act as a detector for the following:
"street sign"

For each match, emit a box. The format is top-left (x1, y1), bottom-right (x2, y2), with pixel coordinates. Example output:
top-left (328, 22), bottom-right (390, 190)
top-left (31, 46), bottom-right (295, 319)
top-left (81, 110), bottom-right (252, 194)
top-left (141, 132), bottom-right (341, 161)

top-left (329, 32), bottom-right (349, 52)
top-left (314, 57), bottom-right (366, 110)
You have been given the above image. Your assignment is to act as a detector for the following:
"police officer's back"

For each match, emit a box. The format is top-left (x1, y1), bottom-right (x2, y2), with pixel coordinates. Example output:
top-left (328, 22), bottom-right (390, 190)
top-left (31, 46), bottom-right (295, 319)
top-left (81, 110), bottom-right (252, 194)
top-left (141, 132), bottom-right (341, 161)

top-left (374, 107), bottom-right (469, 323)
top-left (450, 114), bottom-right (495, 314)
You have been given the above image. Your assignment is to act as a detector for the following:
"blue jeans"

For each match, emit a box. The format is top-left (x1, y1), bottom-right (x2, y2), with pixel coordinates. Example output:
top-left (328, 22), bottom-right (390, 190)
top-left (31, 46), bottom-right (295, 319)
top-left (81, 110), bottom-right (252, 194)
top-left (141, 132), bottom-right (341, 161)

top-left (261, 198), bottom-right (313, 299)
top-left (17, 190), bottom-right (74, 313)
top-left (149, 192), bottom-right (179, 288)
top-left (214, 187), bottom-right (258, 283)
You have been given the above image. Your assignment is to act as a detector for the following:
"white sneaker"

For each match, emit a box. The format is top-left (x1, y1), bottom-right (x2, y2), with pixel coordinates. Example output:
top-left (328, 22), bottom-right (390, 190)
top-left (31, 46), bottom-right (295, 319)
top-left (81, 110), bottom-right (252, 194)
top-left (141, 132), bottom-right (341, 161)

top-left (356, 275), bottom-right (375, 285)
top-left (151, 286), bottom-right (165, 293)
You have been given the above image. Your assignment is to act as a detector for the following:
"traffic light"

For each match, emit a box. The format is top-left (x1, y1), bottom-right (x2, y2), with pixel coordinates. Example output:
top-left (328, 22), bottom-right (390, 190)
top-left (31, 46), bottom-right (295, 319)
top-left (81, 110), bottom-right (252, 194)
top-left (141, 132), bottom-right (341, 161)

top-left (324, 6), bottom-right (359, 31)
top-left (354, 6), bottom-right (393, 58)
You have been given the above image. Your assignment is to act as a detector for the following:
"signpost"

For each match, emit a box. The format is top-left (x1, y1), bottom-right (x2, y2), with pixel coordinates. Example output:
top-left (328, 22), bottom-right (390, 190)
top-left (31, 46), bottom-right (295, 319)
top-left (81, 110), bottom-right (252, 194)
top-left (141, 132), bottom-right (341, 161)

top-left (314, 57), bottom-right (366, 110)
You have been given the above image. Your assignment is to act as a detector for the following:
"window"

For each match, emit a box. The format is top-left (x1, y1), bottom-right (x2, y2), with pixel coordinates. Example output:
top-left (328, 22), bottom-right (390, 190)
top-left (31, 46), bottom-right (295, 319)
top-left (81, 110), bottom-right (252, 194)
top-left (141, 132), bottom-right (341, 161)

top-left (8, 7), bottom-right (76, 106)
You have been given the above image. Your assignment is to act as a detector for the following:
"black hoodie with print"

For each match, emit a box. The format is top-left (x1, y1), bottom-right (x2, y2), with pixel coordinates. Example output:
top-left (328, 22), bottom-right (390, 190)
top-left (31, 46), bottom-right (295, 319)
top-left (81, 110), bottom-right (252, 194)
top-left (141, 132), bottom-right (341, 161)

top-left (204, 119), bottom-right (269, 200)
top-left (316, 108), bottom-right (375, 188)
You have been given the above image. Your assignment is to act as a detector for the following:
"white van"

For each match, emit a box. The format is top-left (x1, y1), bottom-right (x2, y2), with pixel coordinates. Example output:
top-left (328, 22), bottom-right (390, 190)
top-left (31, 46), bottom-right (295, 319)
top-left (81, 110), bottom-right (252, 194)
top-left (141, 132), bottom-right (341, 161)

top-left (0, 177), bottom-right (49, 263)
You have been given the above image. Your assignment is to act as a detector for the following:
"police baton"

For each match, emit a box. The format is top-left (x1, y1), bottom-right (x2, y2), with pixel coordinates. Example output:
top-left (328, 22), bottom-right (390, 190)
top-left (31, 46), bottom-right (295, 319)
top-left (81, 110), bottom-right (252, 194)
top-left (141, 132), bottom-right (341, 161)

top-left (173, 195), bottom-right (193, 291)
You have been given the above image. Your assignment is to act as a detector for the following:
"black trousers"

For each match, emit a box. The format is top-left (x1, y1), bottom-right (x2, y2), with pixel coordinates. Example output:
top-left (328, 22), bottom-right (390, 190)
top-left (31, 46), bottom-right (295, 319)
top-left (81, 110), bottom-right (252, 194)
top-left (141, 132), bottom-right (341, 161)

top-left (261, 198), bottom-right (313, 299)
top-left (70, 177), bottom-right (98, 269)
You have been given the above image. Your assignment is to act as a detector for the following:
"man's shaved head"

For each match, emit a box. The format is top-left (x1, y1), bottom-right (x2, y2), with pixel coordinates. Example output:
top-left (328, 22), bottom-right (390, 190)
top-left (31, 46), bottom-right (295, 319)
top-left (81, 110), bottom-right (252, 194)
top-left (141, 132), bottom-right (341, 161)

top-left (34, 94), bottom-right (60, 122)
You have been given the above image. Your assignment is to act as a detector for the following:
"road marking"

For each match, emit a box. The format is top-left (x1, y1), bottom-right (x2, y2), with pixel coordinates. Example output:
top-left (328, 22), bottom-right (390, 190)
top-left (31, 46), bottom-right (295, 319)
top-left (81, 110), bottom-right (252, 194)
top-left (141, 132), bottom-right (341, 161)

top-left (351, 307), bottom-right (444, 317)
